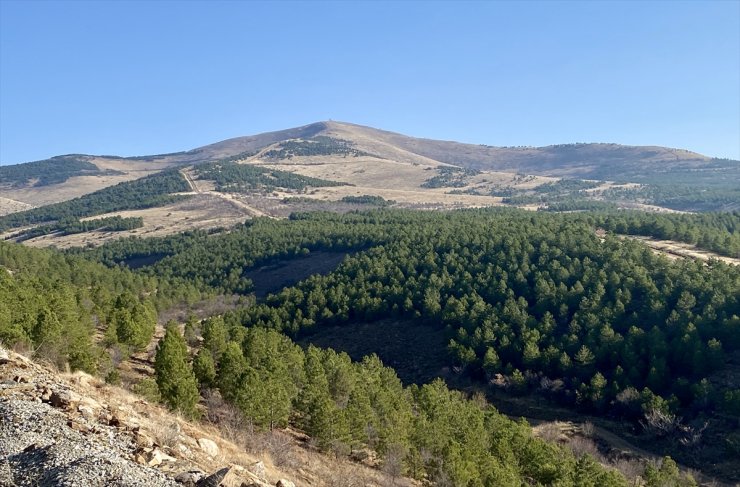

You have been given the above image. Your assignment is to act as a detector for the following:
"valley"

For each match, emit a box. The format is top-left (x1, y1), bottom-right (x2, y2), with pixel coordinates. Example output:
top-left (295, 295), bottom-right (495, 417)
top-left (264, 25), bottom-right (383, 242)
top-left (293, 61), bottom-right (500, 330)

top-left (1, 122), bottom-right (738, 486)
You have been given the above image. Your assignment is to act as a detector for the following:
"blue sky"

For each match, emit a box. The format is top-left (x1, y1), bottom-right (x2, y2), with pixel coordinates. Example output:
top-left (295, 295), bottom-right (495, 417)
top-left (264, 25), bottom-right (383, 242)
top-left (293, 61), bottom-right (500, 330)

top-left (1, 0), bottom-right (738, 165)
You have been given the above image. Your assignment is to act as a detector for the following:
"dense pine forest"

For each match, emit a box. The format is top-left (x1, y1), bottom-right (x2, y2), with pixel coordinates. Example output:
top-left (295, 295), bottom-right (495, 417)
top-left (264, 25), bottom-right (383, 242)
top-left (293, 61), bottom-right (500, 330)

top-left (2, 207), bottom-right (739, 484)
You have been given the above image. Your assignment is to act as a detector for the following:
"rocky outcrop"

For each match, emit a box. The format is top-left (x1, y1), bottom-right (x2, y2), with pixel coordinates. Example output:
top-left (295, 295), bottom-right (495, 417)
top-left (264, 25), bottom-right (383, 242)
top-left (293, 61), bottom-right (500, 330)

top-left (0, 399), bottom-right (179, 486)
top-left (197, 438), bottom-right (220, 458)
top-left (0, 346), bottom-right (299, 487)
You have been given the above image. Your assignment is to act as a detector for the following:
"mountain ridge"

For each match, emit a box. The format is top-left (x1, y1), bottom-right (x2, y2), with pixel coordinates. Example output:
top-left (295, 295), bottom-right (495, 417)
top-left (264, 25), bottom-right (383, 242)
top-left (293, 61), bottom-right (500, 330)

top-left (1, 121), bottom-right (737, 229)
top-left (2, 120), bottom-right (718, 171)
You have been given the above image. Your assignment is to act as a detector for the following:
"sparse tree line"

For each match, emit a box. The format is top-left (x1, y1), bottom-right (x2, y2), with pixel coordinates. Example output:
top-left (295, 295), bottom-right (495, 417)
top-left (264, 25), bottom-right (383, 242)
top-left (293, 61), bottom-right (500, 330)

top-left (6, 216), bottom-right (144, 242)
top-left (340, 195), bottom-right (395, 206)
top-left (421, 166), bottom-right (481, 189)
top-left (603, 183), bottom-right (740, 213)
top-left (261, 136), bottom-right (372, 160)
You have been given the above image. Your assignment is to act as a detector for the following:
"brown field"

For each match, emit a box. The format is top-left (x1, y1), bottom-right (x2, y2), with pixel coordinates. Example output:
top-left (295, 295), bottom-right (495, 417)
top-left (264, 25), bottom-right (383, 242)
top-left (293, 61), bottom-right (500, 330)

top-left (0, 157), bottom-right (176, 209)
top-left (23, 193), bottom-right (248, 249)
top-left (2, 126), bottom-right (706, 248)
top-left (0, 196), bottom-right (34, 216)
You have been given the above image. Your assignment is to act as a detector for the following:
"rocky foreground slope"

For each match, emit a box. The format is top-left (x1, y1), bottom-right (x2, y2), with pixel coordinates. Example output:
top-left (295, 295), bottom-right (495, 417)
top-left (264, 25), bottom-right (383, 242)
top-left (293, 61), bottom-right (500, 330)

top-left (0, 345), bottom-right (318, 487)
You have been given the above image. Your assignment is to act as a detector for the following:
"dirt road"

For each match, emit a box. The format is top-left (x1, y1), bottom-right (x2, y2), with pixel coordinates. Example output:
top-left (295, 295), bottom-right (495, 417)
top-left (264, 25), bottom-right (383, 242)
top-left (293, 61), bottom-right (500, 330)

top-left (179, 167), bottom-right (272, 218)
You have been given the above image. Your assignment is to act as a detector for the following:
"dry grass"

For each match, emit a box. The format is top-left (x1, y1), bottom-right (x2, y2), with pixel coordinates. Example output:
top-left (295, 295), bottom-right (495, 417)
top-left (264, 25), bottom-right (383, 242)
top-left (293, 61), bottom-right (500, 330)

top-left (625, 236), bottom-right (739, 266)
top-left (23, 193), bottom-right (247, 249)
top-left (0, 196), bottom-right (34, 216)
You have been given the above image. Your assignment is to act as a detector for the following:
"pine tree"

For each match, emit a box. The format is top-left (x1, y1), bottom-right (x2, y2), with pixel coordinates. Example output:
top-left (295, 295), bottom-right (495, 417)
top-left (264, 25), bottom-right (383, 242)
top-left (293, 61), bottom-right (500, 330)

top-left (217, 341), bottom-right (247, 403)
top-left (154, 323), bottom-right (200, 418)
top-left (202, 316), bottom-right (229, 361)
top-left (193, 348), bottom-right (217, 388)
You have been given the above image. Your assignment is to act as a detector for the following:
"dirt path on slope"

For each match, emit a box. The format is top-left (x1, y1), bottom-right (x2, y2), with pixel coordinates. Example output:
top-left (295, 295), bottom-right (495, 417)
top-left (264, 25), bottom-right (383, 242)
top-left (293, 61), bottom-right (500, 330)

top-left (179, 167), bottom-right (272, 218)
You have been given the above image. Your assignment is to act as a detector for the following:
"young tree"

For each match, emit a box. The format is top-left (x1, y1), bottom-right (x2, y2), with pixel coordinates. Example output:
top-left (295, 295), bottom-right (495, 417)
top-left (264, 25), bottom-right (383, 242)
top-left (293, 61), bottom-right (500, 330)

top-left (155, 322), bottom-right (199, 418)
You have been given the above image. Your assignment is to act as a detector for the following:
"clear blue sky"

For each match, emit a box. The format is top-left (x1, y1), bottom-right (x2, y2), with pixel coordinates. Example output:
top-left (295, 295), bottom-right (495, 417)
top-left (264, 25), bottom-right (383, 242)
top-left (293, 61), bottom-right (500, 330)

top-left (1, 0), bottom-right (738, 165)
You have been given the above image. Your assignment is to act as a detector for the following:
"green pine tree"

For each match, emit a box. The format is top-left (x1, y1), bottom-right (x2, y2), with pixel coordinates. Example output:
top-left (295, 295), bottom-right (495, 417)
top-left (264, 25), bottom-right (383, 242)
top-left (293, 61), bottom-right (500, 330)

top-left (154, 323), bottom-right (200, 418)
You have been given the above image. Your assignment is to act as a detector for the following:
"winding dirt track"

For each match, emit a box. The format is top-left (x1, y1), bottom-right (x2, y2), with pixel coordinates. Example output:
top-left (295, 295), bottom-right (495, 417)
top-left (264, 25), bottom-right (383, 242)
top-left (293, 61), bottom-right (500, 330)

top-left (178, 168), bottom-right (271, 218)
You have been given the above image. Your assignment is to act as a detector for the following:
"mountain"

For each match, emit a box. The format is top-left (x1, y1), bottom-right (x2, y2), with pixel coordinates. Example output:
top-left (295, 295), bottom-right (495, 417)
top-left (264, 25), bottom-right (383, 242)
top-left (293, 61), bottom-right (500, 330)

top-left (0, 121), bottom-right (737, 247)
top-left (1, 120), bottom-right (730, 188)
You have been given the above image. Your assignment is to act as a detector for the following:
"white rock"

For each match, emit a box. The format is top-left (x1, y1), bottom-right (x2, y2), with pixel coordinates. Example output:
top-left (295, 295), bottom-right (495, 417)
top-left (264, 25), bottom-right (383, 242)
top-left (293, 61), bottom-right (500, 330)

top-left (197, 437), bottom-right (219, 457)
top-left (276, 480), bottom-right (295, 487)
top-left (249, 460), bottom-right (265, 479)
top-left (147, 448), bottom-right (177, 466)
top-left (50, 389), bottom-right (81, 410)
top-left (77, 404), bottom-right (96, 420)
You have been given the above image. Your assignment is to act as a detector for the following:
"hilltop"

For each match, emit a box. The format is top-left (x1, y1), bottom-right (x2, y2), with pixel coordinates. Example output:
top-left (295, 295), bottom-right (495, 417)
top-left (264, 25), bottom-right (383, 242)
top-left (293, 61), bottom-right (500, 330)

top-left (1, 120), bottom-right (735, 201)
top-left (0, 121), bottom-right (737, 248)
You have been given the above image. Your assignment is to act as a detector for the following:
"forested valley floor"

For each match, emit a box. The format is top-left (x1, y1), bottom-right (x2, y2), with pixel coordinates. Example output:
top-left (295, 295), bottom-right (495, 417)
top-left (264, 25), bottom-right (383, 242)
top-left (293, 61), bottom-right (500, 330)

top-left (1, 208), bottom-right (739, 485)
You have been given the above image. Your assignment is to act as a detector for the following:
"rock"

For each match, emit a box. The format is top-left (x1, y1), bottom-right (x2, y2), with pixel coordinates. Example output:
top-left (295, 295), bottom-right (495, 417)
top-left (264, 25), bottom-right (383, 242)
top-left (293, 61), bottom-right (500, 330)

top-left (147, 448), bottom-right (177, 467)
top-left (109, 406), bottom-right (130, 428)
top-left (276, 480), bottom-right (295, 487)
top-left (68, 371), bottom-right (94, 388)
top-left (134, 431), bottom-right (154, 449)
top-left (80, 396), bottom-right (102, 410)
top-left (249, 461), bottom-right (265, 480)
top-left (181, 434), bottom-right (198, 448)
top-left (197, 437), bottom-right (219, 457)
top-left (77, 404), bottom-right (96, 420)
top-left (67, 419), bottom-right (90, 433)
top-left (197, 467), bottom-right (230, 487)
top-left (40, 387), bottom-right (52, 402)
top-left (175, 469), bottom-right (206, 486)
top-left (0, 363), bottom-right (180, 486)
top-left (49, 389), bottom-right (81, 410)
top-left (0, 348), bottom-right (9, 365)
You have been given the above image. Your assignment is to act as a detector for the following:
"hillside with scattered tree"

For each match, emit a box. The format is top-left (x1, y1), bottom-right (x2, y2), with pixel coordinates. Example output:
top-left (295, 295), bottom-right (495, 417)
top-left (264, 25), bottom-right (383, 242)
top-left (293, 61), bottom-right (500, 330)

top-left (0, 170), bottom-right (191, 232)
top-left (195, 160), bottom-right (347, 194)
top-left (0, 155), bottom-right (120, 187)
